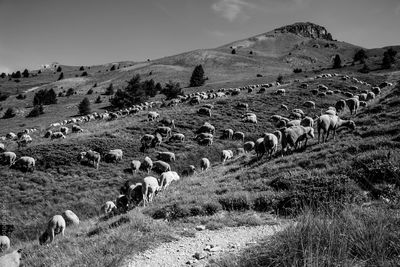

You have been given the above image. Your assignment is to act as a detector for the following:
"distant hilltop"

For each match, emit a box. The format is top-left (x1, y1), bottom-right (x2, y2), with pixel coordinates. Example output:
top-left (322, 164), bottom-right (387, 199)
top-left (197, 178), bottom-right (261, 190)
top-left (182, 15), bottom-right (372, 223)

top-left (274, 22), bottom-right (333, 41)
top-left (40, 62), bottom-right (60, 70)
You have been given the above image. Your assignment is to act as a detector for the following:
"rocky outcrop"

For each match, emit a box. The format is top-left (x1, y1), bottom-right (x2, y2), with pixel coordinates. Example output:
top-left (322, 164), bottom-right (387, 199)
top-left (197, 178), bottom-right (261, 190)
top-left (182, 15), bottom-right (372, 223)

top-left (275, 22), bottom-right (333, 41)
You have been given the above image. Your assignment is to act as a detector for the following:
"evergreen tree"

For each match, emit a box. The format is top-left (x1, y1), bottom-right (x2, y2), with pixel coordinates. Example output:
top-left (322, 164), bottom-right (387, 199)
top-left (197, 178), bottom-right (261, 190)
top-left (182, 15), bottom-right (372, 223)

top-left (95, 95), bottom-right (102, 103)
top-left (45, 89), bottom-right (57, 104)
top-left (189, 65), bottom-right (206, 87)
top-left (162, 80), bottom-right (182, 100)
top-left (78, 97), bottom-right (91, 115)
top-left (155, 82), bottom-right (162, 95)
top-left (56, 66), bottom-right (62, 72)
top-left (87, 88), bottom-right (94, 95)
top-left (79, 66), bottom-right (85, 71)
top-left (276, 74), bottom-right (283, 84)
top-left (22, 69), bottom-right (29, 78)
top-left (0, 73), bottom-right (6, 78)
top-left (12, 71), bottom-right (21, 79)
top-left (110, 65), bottom-right (116, 71)
top-left (333, 54), bottom-right (342, 69)
top-left (231, 49), bottom-right (236, 54)
top-left (354, 49), bottom-right (368, 64)
top-left (2, 107), bottom-right (16, 119)
top-left (33, 89), bottom-right (57, 105)
top-left (81, 71), bottom-right (88, 76)
top-left (143, 79), bottom-right (156, 97)
top-left (27, 105), bottom-right (44, 117)
top-left (359, 63), bottom-right (370, 74)
top-left (66, 88), bottom-right (75, 97)
top-left (109, 74), bottom-right (148, 108)
top-left (58, 72), bottom-right (64, 80)
top-left (104, 83), bottom-right (114, 95)
top-left (382, 48), bottom-right (397, 69)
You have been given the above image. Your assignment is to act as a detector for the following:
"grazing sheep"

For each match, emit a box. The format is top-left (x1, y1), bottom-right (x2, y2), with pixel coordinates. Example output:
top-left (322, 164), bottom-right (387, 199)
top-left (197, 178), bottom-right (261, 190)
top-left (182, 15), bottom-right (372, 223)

top-left (281, 126), bottom-right (314, 155)
top-left (182, 165), bottom-right (196, 176)
top-left (160, 118), bottom-right (175, 129)
top-left (151, 133), bottom-right (163, 148)
top-left (316, 114), bottom-right (355, 143)
top-left (13, 156), bottom-right (35, 172)
top-left (286, 119), bottom-right (301, 128)
top-left (197, 107), bottom-right (212, 117)
top-left (44, 130), bottom-right (53, 138)
top-left (104, 149), bottom-right (123, 163)
top-left (303, 101), bottom-right (316, 109)
top-left (300, 116), bottom-right (314, 128)
top-left (359, 93), bottom-right (368, 101)
top-left (72, 125), bottom-right (83, 133)
top-left (311, 89), bottom-right (319, 95)
top-left (51, 132), bottom-right (66, 140)
top-left (221, 129), bottom-right (233, 139)
top-left (0, 152), bottom-right (17, 166)
top-left (141, 134), bottom-right (155, 148)
top-left (345, 98), bottom-right (360, 115)
top-left (60, 126), bottom-right (69, 135)
top-left (221, 150), bottom-right (234, 162)
top-left (359, 101), bottom-right (367, 107)
top-left (243, 141), bottom-right (255, 153)
top-left (6, 133), bottom-right (17, 140)
top-left (0, 143), bottom-right (4, 153)
top-left (169, 133), bottom-right (185, 142)
top-left (152, 160), bottom-right (171, 174)
top-left (275, 89), bottom-right (286, 95)
top-left (141, 157), bottom-right (153, 173)
top-left (200, 158), bottom-right (210, 171)
top-left (198, 137), bottom-right (213, 146)
top-left (159, 171), bottom-right (180, 191)
top-left (343, 92), bottom-right (354, 98)
top-left (196, 122), bottom-right (215, 135)
top-left (157, 151), bottom-right (176, 162)
top-left (127, 183), bottom-right (143, 205)
top-left (195, 133), bottom-right (213, 141)
top-left (255, 138), bottom-right (265, 159)
top-left (79, 150), bottom-right (101, 169)
top-left (0, 249), bottom-right (22, 267)
top-left (116, 195), bottom-right (129, 213)
top-left (237, 102), bottom-right (249, 110)
top-left (39, 215), bottom-right (66, 245)
top-left (142, 176), bottom-right (161, 207)
top-left (202, 104), bottom-right (214, 110)
top-left (371, 87), bottom-right (381, 95)
top-left (335, 100), bottom-right (346, 112)
top-left (243, 113), bottom-right (257, 124)
top-left (366, 91), bottom-right (375, 101)
top-left (148, 111), bottom-right (160, 121)
top-left (62, 210), bottom-right (79, 226)
top-left (324, 109), bottom-right (336, 116)
top-left (280, 104), bottom-right (289, 110)
top-left (263, 133), bottom-right (279, 159)
top-left (131, 160), bottom-right (141, 174)
top-left (318, 84), bottom-right (328, 91)
top-left (233, 131), bottom-right (245, 142)
top-left (154, 126), bottom-right (172, 138)
top-left (0, 236), bottom-right (10, 252)
top-left (100, 201), bottom-right (117, 215)
top-left (289, 112), bottom-right (302, 120)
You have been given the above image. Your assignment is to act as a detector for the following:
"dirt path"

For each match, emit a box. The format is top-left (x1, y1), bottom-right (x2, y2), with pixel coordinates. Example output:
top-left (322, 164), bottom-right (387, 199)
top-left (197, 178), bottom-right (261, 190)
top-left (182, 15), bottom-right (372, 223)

top-left (122, 223), bottom-right (286, 267)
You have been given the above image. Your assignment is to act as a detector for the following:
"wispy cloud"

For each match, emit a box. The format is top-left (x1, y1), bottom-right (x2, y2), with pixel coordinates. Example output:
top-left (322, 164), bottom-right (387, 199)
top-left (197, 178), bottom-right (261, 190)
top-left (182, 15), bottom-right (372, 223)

top-left (211, 0), bottom-right (255, 21)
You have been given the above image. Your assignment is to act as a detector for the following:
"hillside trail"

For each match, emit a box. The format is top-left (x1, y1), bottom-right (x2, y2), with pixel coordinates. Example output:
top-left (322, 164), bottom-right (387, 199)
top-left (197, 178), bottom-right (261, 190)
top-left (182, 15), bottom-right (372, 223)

top-left (122, 221), bottom-right (288, 267)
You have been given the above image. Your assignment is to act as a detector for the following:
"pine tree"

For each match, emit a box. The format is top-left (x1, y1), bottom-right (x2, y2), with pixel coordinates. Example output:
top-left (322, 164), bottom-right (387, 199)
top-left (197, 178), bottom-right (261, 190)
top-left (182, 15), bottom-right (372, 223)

top-left (333, 54), bottom-right (342, 69)
top-left (79, 66), bottom-right (85, 71)
top-left (382, 48), bottom-right (397, 69)
top-left (66, 88), bottom-right (75, 97)
top-left (143, 79), bottom-right (156, 97)
top-left (56, 66), bottom-right (62, 72)
top-left (109, 74), bottom-right (149, 108)
top-left (0, 73), bottom-right (6, 78)
top-left (22, 69), bottom-right (29, 78)
top-left (189, 65), bottom-right (206, 87)
top-left (2, 107), bottom-right (16, 119)
top-left (27, 105), bottom-right (44, 117)
top-left (162, 80), bottom-right (182, 100)
top-left (45, 89), bottom-right (57, 104)
top-left (95, 95), bottom-right (102, 103)
top-left (104, 83), bottom-right (114, 95)
top-left (78, 97), bottom-right (91, 115)
top-left (58, 72), bottom-right (64, 80)
top-left (110, 65), bottom-right (116, 71)
top-left (354, 49), bottom-right (368, 64)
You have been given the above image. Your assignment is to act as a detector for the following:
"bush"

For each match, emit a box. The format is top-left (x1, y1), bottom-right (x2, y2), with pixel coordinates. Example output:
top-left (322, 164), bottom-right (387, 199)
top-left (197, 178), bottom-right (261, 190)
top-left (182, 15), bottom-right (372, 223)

top-left (0, 93), bottom-right (9, 102)
top-left (16, 94), bottom-right (26, 100)
top-left (256, 74), bottom-right (263, 77)
top-left (79, 66), bottom-right (85, 71)
top-left (33, 89), bottom-right (57, 105)
top-left (27, 105), bottom-right (44, 117)
top-left (22, 69), bottom-right (29, 78)
top-left (333, 54), bottom-right (342, 68)
top-left (66, 88), bottom-right (75, 97)
top-left (81, 71), bottom-right (88, 77)
top-left (354, 49), bottom-right (368, 64)
top-left (87, 88), bottom-right (93, 95)
top-left (382, 48), bottom-right (397, 69)
top-left (2, 107), bottom-right (16, 119)
top-left (78, 97), bottom-right (91, 115)
top-left (202, 202), bottom-right (222, 215)
top-left (56, 66), bottom-right (62, 72)
top-left (110, 65), bottom-right (116, 71)
top-left (218, 192), bottom-right (252, 211)
top-left (189, 65), bottom-right (206, 87)
top-left (293, 68), bottom-right (303, 73)
top-left (162, 80), bottom-right (182, 100)
top-left (359, 64), bottom-right (370, 73)
top-left (231, 49), bottom-right (236, 54)
top-left (95, 95), bottom-right (102, 103)
top-left (104, 83), bottom-right (114, 95)
top-left (277, 74), bottom-right (283, 84)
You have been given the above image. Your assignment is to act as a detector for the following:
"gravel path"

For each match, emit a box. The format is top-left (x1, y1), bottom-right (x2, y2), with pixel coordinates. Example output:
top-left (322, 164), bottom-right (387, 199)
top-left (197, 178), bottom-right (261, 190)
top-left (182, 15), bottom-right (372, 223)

top-left (122, 223), bottom-right (285, 267)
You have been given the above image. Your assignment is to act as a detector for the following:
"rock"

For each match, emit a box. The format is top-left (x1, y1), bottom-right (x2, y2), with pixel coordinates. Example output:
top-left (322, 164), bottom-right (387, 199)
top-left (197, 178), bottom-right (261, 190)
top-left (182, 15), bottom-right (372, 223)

top-left (210, 246), bottom-right (222, 252)
top-left (193, 252), bottom-right (207, 260)
top-left (195, 225), bottom-right (206, 231)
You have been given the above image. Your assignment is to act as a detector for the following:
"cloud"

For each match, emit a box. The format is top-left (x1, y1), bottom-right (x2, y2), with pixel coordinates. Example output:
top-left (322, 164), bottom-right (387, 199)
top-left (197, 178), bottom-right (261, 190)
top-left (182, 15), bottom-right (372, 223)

top-left (211, 0), bottom-right (255, 21)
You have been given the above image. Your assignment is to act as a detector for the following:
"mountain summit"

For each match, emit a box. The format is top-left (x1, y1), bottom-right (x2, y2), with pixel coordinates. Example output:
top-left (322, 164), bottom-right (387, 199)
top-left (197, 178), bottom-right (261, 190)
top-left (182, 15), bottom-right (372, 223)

top-left (274, 22), bottom-right (333, 41)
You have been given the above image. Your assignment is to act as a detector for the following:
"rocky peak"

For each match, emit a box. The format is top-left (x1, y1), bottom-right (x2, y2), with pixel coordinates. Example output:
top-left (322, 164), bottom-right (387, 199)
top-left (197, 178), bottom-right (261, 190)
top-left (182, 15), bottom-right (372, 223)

top-left (274, 22), bottom-right (333, 41)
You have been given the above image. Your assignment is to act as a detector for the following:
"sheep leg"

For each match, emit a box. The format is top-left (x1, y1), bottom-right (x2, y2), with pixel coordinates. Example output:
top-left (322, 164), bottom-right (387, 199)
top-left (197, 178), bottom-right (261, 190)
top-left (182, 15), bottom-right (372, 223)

top-left (49, 229), bottom-right (55, 243)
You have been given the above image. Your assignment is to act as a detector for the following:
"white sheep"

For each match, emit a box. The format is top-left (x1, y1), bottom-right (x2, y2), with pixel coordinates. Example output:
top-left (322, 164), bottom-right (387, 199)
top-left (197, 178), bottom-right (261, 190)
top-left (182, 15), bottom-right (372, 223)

top-left (303, 101), bottom-right (316, 109)
top-left (152, 160), bottom-right (171, 173)
top-left (255, 138), bottom-right (265, 159)
top-left (0, 152), bottom-right (16, 166)
top-left (281, 126), bottom-right (314, 155)
top-left (142, 176), bottom-right (161, 207)
top-left (345, 98), bottom-right (360, 115)
top-left (100, 201), bottom-right (117, 215)
top-left (221, 129), bottom-right (233, 139)
top-left (243, 141), bottom-right (255, 153)
top-left (169, 133), bottom-right (185, 142)
top-left (79, 150), bottom-right (101, 169)
top-left (104, 149), bottom-right (123, 163)
top-left (62, 210), bottom-right (79, 226)
top-left (60, 126), bottom-right (69, 135)
top-left (159, 171), bottom-right (180, 191)
top-left (141, 157), bottom-right (153, 173)
top-left (131, 160), bottom-right (141, 174)
top-left (221, 150), bottom-right (234, 162)
top-left (263, 133), bottom-right (279, 159)
top-left (233, 131), bottom-right (245, 142)
top-left (0, 249), bottom-right (22, 267)
top-left (13, 156), bottom-right (35, 172)
top-left (316, 114), bottom-right (355, 143)
top-left (200, 158), bottom-right (210, 171)
top-left (156, 151), bottom-right (176, 162)
top-left (0, 236), bottom-right (10, 252)
top-left (39, 215), bottom-right (66, 245)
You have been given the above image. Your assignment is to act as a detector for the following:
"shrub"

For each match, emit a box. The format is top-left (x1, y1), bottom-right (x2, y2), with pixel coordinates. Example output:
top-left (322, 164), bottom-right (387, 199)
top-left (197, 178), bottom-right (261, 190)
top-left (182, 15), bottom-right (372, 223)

top-left (202, 201), bottom-right (222, 215)
top-left (79, 66), bottom-right (85, 71)
top-left (22, 69), bottom-right (29, 78)
top-left (66, 88), bottom-right (75, 97)
top-left (382, 48), bottom-right (397, 69)
top-left (93, 83), bottom-right (97, 87)
top-left (57, 72), bottom-right (64, 80)
top-left (189, 65), bottom-right (206, 87)
top-left (333, 54), bottom-right (342, 68)
top-left (293, 68), bottom-right (303, 73)
top-left (11, 71), bottom-right (21, 79)
top-left (162, 80), bottom-right (182, 100)
top-left (0, 93), bottom-right (9, 102)
top-left (33, 89), bottom-right (57, 105)
top-left (359, 64), bottom-right (370, 73)
top-left (87, 88), bottom-right (93, 95)
top-left (218, 192), bottom-right (252, 211)
top-left (231, 49), bottom-right (236, 54)
top-left (16, 94), bottom-right (26, 100)
top-left (276, 74), bottom-right (283, 84)
top-left (56, 66), bottom-right (62, 72)
top-left (104, 83), bottom-right (114, 95)
top-left (354, 49), bottom-right (368, 64)
top-left (95, 95), bottom-right (102, 103)
top-left (81, 71), bottom-right (88, 77)
top-left (78, 97), bottom-right (91, 115)
top-left (110, 65), bottom-right (116, 71)
top-left (2, 107), bottom-right (16, 119)
top-left (0, 73), bottom-right (6, 78)
top-left (256, 74), bottom-right (263, 77)
top-left (27, 105), bottom-right (44, 117)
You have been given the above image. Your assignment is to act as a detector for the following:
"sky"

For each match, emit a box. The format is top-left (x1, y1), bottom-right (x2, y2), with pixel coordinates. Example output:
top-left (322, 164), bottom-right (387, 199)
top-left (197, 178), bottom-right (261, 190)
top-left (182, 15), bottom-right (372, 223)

top-left (0, 0), bottom-right (399, 73)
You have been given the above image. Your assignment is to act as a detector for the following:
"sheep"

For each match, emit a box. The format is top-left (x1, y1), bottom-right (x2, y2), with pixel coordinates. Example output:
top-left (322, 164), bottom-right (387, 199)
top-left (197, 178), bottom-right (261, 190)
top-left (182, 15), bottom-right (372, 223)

top-left (324, 109), bottom-right (336, 116)
top-left (221, 150), bottom-right (234, 162)
top-left (141, 134), bottom-right (155, 147)
top-left (160, 118), bottom-right (175, 129)
top-left (371, 87), bottom-right (381, 95)
top-left (303, 101), bottom-right (316, 109)
top-left (0, 236), bottom-right (10, 252)
top-left (115, 195), bottom-right (129, 213)
top-left (359, 93), bottom-right (368, 101)
top-left (72, 125), bottom-right (83, 133)
top-left (263, 133), bottom-right (279, 159)
top-left (280, 104), bottom-right (289, 110)
top-left (51, 132), bottom-right (66, 140)
top-left (275, 89), bottom-right (286, 95)
top-left (182, 165), bottom-right (196, 176)
top-left (233, 131), bottom-right (245, 142)
top-left (154, 126), bottom-right (172, 138)
top-left (131, 160), bottom-right (141, 174)
top-left (39, 215), bottom-right (66, 245)
top-left (196, 122), bottom-right (215, 135)
top-left (200, 158), bottom-right (210, 171)
top-left (359, 101), bottom-right (367, 107)
top-left (44, 130), bottom-right (52, 138)
top-left (243, 113), bottom-right (257, 124)
top-left (126, 183), bottom-right (143, 206)
top-left (343, 92), bottom-right (354, 98)
top-left (0, 152), bottom-right (16, 166)
top-left (141, 157), bottom-right (153, 173)
top-left (152, 160), bottom-right (171, 174)
top-left (0, 249), bottom-right (22, 267)
top-left (195, 133), bottom-right (213, 141)
top-left (100, 201), bottom-right (117, 215)
top-left (202, 104), bottom-right (214, 110)
top-left (148, 111), bottom-right (160, 121)
top-left (198, 137), bottom-right (213, 146)
top-left (0, 143), bottom-right (4, 153)
top-left (335, 100), bottom-right (346, 112)
top-left (345, 98), bottom-right (360, 115)
top-left (289, 112), bottom-right (302, 120)
top-left (243, 141), bottom-right (255, 153)
top-left (104, 149), bottom-right (123, 163)
top-left (156, 151), bottom-right (176, 162)
top-left (311, 89), bottom-right (319, 95)
top-left (318, 84), bottom-right (328, 91)
top-left (221, 129), bottom-right (233, 139)
top-left (13, 156), bottom-right (35, 172)
top-left (300, 116), bottom-right (314, 128)
top-left (237, 102), bottom-right (249, 110)
top-left (169, 133), bottom-right (185, 143)
top-left (366, 91), bottom-right (375, 101)
top-left (281, 126), bottom-right (314, 155)
top-left (6, 133), bottom-right (16, 140)
top-left (255, 138), bottom-right (265, 159)
top-left (197, 107), bottom-right (212, 117)
top-left (62, 210), bottom-right (79, 226)
top-left (316, 114), bottom-right (355, 143)
top-left (142, 176), bottom-right (161, 207)
top-left (286, 119), bottom-right (301, 127)
top-left (159, 171), bottom-right (180, 191)
top-left (60, 126), bottom-right (69, 135)
top-left (78, 150), bottom-right (101, 169)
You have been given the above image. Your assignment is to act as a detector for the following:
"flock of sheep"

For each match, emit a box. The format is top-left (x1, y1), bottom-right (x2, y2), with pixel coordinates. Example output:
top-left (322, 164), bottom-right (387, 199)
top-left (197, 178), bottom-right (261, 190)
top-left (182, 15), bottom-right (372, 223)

top-left (0, 71), bottom-right (394, 265)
